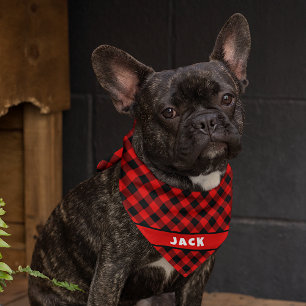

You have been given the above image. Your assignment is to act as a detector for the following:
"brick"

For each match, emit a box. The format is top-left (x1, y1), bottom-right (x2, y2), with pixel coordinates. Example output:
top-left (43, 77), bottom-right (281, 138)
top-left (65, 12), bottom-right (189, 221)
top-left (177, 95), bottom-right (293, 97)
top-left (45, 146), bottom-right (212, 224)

top-left (206, 219), bottom-right (306, 301)
top-left (231, 98), bottom-right (306, 221)
top-left (68, 0), bottom-right (170, 94)
top-left (174, 0), bottom-right (306, 99)
top-left (93, 94), bottom-right (133, 165)
top-left (63, 94), bottom-right (94, 195)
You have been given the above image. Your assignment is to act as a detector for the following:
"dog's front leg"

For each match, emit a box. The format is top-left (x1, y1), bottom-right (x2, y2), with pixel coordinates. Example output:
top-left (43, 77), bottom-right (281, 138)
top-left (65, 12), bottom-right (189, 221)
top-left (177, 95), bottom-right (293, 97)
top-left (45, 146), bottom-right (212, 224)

top-left (175, 255), bottom-right (215, 306)
top-left (87, 251), bottom-right (131, 306)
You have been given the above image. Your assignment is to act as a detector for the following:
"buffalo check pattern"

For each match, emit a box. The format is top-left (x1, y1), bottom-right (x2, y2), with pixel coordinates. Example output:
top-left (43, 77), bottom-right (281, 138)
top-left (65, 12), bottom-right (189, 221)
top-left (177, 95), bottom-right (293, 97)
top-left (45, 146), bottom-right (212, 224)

top-left (97, 124), bottom-right (233, 277)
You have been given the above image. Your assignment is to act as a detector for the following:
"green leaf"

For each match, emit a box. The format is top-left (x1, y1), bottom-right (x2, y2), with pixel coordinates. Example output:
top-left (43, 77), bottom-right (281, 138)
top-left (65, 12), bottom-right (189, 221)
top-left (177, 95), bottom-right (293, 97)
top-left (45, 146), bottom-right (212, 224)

top-left (0, 279), bottom-right (6, 293)
top-left (0, 271), bottom-right (13, 280)
top-left (16, 266), bottom-right (85, 293)
top-left (0, 198), bottom-right (5, 207)
top-left (0, 262), bottom-right (12, 274)
top-left (0, 218), bottom-right (8, 228)
top-left (0, 208), bottom-right (5, 216)
top-left (51, 278), bottom-right (84, 292)
top-left (0, 238), bottom-right (10, 248)
top-left (17, 266), bottom-right (49, 279)
top-left (0, 229), bottom-right (10, 236)
top-left (0, 252), bottom-right (2, 259)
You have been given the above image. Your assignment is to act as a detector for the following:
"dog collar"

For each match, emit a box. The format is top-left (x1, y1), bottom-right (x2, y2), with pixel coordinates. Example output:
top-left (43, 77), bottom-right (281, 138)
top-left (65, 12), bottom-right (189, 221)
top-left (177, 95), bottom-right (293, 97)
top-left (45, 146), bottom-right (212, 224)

top-left (97, 125), bottom-right (233, 277)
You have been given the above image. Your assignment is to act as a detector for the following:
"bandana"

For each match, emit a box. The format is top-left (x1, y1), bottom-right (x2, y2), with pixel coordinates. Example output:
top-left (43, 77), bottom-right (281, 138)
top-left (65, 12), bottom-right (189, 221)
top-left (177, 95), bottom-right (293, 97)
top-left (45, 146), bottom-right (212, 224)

top-left (97, 125), bottom-right (233, 277)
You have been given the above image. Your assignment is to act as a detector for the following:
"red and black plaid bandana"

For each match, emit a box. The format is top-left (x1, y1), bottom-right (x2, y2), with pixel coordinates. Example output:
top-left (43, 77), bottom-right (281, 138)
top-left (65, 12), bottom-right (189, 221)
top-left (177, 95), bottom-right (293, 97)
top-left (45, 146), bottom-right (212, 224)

top-left (97, 125), bottom-right (233, 277)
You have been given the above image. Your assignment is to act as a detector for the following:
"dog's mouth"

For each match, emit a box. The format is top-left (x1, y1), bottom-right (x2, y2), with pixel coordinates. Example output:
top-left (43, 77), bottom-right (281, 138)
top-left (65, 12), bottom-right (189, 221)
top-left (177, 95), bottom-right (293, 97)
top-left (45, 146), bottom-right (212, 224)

top-left (170, 141), bottom-right (228, 176)
top-left (199, 142), bottom-right (228, 160)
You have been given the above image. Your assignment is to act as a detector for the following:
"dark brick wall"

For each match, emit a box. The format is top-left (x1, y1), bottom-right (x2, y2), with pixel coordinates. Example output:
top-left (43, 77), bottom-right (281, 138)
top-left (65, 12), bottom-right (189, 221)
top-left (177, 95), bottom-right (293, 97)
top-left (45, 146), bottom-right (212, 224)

top-left (64, 0), bottom-right (306, 301)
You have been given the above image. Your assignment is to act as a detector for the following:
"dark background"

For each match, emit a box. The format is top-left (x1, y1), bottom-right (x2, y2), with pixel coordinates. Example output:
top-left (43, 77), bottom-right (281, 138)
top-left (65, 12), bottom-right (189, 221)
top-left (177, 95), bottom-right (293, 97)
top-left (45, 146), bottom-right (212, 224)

top-left (63, 0), bottom-right (306, 302)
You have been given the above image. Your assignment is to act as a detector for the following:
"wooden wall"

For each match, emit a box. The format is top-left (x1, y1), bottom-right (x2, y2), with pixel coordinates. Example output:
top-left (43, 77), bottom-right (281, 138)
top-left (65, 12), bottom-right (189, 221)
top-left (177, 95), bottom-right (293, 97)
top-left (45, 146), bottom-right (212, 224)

top-left (0, 105), bottom-right (25, 269)
top-left (0, 102), bottom-right (63, 270)
top-left (0, 0), bottom-right (69, 271)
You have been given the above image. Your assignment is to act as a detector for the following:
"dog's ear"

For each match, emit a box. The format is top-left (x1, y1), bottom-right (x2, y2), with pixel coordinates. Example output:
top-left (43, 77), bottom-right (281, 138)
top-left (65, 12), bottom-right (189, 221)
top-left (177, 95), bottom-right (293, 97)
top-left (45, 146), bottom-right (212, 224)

top-left (92, 45), bottom-right (154, 114)
top-left (210, 13), bottom-right (251, 90)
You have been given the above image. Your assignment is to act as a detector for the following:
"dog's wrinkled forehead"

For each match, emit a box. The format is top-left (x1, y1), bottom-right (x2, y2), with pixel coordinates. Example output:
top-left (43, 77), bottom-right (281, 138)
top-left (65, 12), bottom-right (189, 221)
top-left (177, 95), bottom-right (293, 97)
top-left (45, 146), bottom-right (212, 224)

top-left (173, 72), bottom-right (220, 105)
top-left (144, 61), bottom-right (239, 106)
top-left (92, 13), bottom-right (250, 116)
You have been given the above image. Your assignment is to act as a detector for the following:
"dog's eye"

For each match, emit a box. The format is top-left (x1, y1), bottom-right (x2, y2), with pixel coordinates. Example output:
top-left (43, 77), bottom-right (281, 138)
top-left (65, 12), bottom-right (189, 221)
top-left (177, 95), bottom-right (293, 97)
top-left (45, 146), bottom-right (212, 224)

top-left (222, 94), bottom-right (235, 105)
top-left (162, 107), bottom-right (177, 119)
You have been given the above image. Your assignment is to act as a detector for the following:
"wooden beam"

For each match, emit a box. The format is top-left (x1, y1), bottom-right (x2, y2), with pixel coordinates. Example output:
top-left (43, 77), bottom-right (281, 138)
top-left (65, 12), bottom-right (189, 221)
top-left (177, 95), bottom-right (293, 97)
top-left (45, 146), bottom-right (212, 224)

top-left (0, 130), bottom-right (24, 223)
top-left (23, 104), bottom-right (62, 263)
top-left (0, 0), bottom-right (70, 117)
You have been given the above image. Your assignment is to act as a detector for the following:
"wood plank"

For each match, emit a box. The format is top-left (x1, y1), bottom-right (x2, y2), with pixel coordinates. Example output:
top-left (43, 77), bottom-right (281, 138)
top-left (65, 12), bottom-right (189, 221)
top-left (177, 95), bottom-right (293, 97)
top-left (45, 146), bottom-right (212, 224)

top-left (4, 223), bottom-right (25, 249)
top-left (203, 292), bottom-right (306, 306)
top-left (1, 288), bottom-right (306, 306)
top-left (0, 276), bottom-right (28, 306)
top-left (3, 222), bottom-right (25, 247)
top-left (0, 0), bottom-right (70, 117)
top-left (0, 249), bottom-right (26, 270)
top-left (23, 104), bottom-right (62, 263)
top-left (0, 130), bottom-right (24, 223)
top-left (0, 105), bottom-right (23, 130)
top-left (5, 297), bottom-right (30, 306)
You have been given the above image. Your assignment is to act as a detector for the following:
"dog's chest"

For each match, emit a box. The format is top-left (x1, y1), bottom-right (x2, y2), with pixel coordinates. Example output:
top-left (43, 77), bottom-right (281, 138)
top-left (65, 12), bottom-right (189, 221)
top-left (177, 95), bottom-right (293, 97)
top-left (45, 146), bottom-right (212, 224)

top-left (142, 171), bottom-right (221, 280)
top-left (146, 257), bottom-right (175, 281)
top-left (189, 171), bottom-right (221, 191)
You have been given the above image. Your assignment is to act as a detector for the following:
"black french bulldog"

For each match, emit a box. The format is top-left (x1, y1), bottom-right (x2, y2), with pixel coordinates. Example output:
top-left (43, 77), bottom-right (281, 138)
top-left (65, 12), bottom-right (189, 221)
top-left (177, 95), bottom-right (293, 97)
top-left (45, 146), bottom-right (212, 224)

top-left (29, 13), bottom-right (251, 306)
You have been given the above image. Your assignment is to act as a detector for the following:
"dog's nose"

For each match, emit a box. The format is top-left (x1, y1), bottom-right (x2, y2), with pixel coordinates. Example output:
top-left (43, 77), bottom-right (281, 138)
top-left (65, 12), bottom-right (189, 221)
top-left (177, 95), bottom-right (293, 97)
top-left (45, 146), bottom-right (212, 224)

top-left (192, 113), bottom-right (218, 134)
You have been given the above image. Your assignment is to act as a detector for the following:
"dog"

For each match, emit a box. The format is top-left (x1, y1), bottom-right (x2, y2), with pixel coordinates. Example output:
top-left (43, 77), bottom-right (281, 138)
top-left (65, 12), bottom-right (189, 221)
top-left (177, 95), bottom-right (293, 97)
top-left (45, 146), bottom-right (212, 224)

top-left (28, 13), bottom-right (251, 306)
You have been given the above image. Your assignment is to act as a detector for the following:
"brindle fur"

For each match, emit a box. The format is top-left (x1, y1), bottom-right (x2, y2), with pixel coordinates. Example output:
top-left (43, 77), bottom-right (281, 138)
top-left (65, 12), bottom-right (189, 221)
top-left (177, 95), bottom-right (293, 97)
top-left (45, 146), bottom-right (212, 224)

top-left (29, 13), bottom-right (251, 305)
